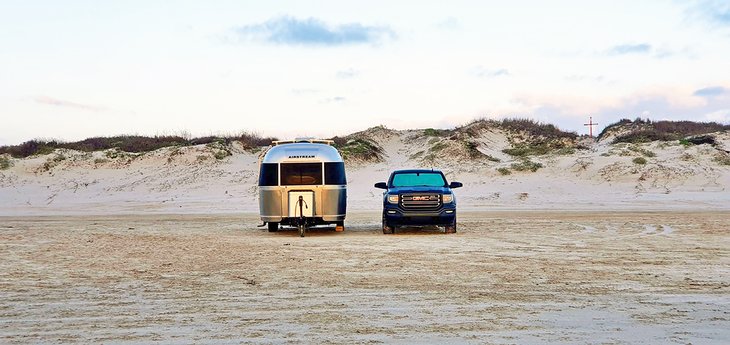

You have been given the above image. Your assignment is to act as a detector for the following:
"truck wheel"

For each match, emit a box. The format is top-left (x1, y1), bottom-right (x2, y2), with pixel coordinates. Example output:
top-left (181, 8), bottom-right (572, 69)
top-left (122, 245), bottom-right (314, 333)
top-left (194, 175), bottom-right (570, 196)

top-left (382, 216), bottom-right (394, 234)
top-left (445, 217), bottom-right (457, 234)
top-left (267, 222), bottom-right (278, 232)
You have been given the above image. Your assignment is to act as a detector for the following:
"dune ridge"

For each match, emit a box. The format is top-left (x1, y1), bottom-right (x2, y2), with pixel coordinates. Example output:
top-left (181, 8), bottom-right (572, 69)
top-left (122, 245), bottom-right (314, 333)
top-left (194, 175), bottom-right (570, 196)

top-left (1, 120), bottom-right (729, 216)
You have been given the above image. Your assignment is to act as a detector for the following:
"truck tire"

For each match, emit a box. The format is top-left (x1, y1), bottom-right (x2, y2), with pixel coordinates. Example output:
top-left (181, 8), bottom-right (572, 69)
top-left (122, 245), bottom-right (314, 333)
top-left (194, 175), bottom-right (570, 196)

top-left (267, 222), bottom-right (278, 232)
top-left (382, 216), bottom-right (394, 234)
top-left (445, 217), bottom-right (457, 234)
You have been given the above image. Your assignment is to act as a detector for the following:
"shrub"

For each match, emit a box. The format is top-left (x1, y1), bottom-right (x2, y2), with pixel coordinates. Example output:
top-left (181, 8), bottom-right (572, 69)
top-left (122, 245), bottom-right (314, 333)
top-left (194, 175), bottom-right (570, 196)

top-left (498, 118), bottom-right (577, 139)
top-left (497, 167), bottom-right (511, 175)
top-left (430, 141), bottom-right (448, 152)
top-left (613, 130), bottom-right (676, 143)
top-left (0, 132), bottom-right (278, 158)
top-left (424, 128), bottom-right (453, 137)
top-left (105, 149), bottom-right (126, 159)
top-left (632, 157), bottom-right (647, 165)
top-left (597, 118), bottom-right (633, 140)
top-left (510, 159), bottom-right (544, 172)
top-left (502, 142), bottom-right (558, 156)
top-left (610, 120), bottom-right (729, 144)
top-left (236, 131), bottom-right (277, 149)
top-left (628, 145), bottom-right (656, 157)
top-left (464, 141), bottom-right (480, 158)
top-left (685, 135), bottom-right (717, 146)
top-left (329, 136), bottom-right (348, 147)
top-left (0, 140), bottom-right (57, 158)
top-left (458, 117), bottom-right (577, 139)
top-left (214, 150), bottom-right (231, 160)
top-left (333, 138), bottom-right (384, 162)
top-left (555, 147), bottom-right (576, 155)
top-left (0, 156), bottom-right (11, 170)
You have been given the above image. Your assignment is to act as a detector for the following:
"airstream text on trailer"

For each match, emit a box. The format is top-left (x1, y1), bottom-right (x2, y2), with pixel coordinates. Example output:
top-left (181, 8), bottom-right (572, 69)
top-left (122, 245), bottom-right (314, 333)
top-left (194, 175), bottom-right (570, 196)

top-left (258, 139), bottom-right (347, 237)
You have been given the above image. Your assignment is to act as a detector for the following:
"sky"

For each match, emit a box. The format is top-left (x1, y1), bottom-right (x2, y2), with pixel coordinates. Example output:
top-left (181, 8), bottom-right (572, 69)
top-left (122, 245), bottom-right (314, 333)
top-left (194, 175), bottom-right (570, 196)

top-left (2, 0), bottom-right (730, 145)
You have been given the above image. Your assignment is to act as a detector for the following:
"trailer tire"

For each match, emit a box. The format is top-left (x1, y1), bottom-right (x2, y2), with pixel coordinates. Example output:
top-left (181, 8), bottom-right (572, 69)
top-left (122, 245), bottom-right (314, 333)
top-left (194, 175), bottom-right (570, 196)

top-left (267, 222), bottom-right (278, 232)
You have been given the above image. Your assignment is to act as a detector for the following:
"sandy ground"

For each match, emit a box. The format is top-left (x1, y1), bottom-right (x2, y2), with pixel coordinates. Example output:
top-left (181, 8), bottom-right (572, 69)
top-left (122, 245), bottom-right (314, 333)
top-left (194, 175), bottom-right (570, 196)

top-left (1, 211), bottom-right (728, 344)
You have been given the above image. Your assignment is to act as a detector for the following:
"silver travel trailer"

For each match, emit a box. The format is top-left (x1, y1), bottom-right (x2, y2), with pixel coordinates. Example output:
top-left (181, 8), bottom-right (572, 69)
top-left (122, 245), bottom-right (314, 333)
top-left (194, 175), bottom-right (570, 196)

top-left (258, 139), bottom-right (347, 237)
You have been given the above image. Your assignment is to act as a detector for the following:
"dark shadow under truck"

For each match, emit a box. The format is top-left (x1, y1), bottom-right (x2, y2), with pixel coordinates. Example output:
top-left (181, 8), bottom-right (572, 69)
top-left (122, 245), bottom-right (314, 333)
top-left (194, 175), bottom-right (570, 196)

top-left (374, 169), bottom-right (462, 234)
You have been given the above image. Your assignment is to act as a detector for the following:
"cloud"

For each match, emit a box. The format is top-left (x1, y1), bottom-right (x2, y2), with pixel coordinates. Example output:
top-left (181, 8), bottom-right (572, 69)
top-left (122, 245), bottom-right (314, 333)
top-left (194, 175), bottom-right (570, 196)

top-left (435, 17), bottom-right (459, 30)
top-left (607, 43), bottom-right (652, 55)
top-left (235, 16), bottom-right (396, 46)
top-left (601, 43), bottom-right (692, 59)
top-left (693, 86), bottom-right (727, 98)
top-left (291, 88), bottom-right (319, 95)
top-left (689, 1), bottom-right (730, 27)
top-left (321, 96), bottom-right (346, 103)
top-left (470, 66), bottom-right (510, 78)
top-left (502, 89), bottom-right (730, 135)
top-left (34, 96), bottom-right (104, 111)
top-left (566, 75), bottom-right (606, 83)
top-left (336, 68), bottom-right (360, 79)
top-left (331, 96), bottom-right (346, 102)
top-left (703, 109), bottom-right (730, 123)
top-left (592, 92), bottom-right (730, 126)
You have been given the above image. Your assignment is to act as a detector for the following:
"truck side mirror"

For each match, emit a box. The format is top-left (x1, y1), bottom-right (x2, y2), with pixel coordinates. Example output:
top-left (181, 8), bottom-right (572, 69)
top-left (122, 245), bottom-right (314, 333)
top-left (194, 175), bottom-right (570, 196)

top-left (374, 182), bottom-right (388, 189)
top-left (449, 182), bottom-right (463, 188)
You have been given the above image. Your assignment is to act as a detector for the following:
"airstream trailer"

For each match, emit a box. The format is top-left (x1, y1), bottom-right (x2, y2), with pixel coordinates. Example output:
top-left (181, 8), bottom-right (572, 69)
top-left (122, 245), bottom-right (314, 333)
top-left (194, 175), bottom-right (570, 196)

top-left (258, 139), bottom-right (347, 237)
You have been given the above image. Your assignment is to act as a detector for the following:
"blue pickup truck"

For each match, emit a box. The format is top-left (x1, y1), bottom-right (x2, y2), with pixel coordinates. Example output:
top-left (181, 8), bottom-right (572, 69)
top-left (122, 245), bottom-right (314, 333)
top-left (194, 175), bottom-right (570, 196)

top-left (374, 169), bottom-right (462, 234)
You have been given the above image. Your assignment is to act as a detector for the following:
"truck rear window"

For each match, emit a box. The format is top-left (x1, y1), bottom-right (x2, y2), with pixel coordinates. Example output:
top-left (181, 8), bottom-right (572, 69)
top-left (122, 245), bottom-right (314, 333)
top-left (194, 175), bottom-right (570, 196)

top-left (281, 163), bottom-right (323, 186)
top-left (391, 172), bottom-right (446, 187)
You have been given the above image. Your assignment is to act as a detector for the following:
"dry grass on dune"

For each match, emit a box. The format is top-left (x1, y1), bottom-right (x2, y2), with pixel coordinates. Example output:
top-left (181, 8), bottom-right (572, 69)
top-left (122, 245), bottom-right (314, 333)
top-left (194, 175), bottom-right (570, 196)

top-left (0, 132), bottom-right (277, 158)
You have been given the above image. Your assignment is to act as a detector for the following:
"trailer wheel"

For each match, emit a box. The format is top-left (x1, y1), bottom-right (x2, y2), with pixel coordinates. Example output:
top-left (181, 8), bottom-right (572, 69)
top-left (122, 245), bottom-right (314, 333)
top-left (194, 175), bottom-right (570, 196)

top-left (445, 217), bottom-right (457, 234)
top-left (382, 216), bottom-right (394, 234)
top-left (267, 222), bottom-right (279, 232)
top-left (299, 224), bottom-right (305, 237)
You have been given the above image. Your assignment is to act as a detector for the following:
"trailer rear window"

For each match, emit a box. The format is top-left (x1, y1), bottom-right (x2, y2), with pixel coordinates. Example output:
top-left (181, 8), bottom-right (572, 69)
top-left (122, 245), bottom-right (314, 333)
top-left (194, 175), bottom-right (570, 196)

top-left (324, 162), bottom-right (346, 185)
top-left (281, 163), bottom-right (323, 186)
top-left (259, 163), bottom-right (278, 186)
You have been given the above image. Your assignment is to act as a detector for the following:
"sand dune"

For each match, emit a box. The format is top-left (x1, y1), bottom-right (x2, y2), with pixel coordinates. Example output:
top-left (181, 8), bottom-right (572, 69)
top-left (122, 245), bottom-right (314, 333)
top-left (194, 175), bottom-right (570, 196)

top-left (1, 127), bottom-right (729, 216)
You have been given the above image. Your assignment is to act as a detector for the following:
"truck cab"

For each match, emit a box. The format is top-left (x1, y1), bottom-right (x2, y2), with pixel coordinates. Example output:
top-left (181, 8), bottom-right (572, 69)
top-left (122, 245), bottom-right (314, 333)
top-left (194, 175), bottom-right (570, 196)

top-left (374, 169), bottom-right (462, 234)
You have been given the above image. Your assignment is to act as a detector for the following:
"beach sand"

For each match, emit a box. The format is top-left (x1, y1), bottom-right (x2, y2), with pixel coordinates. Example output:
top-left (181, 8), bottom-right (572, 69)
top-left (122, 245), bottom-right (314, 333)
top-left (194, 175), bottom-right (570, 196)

top-left (1, 128), bottom-right (729, 343)
top-left (1, 211), bottom-right (728, 344)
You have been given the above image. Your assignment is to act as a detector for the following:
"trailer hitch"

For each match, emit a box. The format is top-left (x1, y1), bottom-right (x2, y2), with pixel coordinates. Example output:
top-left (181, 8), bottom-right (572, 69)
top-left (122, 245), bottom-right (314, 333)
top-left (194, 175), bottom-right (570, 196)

top-left (295, 195), bottom-right (308, 237)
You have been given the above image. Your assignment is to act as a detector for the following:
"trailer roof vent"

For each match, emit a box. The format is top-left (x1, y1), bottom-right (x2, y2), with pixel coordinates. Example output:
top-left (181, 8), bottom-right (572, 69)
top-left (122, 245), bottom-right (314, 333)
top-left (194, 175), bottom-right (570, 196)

top-left (273, 138), bottom-right (335, 146)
